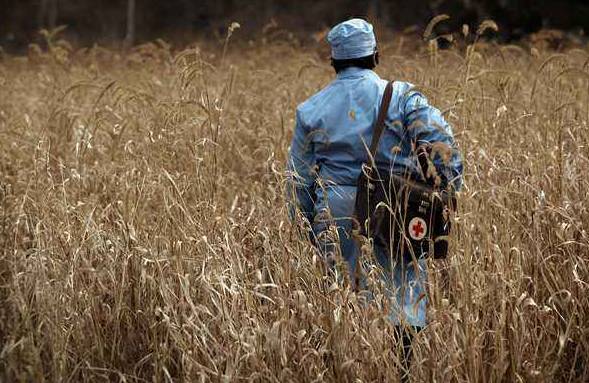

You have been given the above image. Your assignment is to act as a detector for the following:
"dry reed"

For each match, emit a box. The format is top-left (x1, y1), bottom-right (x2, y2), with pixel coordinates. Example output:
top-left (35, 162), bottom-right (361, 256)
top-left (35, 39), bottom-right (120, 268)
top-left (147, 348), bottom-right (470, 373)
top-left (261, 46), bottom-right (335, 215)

top-left (0, 25), bottom-right (588, 382)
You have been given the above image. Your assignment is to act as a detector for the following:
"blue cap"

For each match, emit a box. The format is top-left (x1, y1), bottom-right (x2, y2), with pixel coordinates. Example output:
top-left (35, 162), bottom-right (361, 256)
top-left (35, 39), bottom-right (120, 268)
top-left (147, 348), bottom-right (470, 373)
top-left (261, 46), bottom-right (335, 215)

top-left (327, 18), bottom-right (377, 60)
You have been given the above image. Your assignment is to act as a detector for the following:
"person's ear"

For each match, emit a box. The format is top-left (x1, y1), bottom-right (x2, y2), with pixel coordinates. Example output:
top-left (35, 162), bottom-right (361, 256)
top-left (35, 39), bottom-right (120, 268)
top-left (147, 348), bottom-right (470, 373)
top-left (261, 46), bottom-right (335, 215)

top-left (374, 51), bottom-right (380, 66)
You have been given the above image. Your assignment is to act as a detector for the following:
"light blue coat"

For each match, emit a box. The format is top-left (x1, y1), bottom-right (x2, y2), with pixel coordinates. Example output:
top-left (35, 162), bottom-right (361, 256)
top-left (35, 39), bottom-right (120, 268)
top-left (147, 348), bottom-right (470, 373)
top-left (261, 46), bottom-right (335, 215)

top-left (287, 67), bottom-right (463, 327)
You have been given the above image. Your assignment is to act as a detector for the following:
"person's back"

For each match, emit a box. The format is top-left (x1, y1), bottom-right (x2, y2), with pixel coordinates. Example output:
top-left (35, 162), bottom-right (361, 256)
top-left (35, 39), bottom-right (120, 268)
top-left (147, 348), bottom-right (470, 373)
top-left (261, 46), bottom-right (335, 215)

top-left (298, 67), bottom-right (410, 186)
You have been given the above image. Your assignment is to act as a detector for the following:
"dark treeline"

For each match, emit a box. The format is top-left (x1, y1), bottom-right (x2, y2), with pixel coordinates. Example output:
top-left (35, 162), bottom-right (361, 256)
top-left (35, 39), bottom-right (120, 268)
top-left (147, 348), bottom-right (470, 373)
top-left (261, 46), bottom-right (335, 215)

top-left (1, 0), bottom-right (588, 51)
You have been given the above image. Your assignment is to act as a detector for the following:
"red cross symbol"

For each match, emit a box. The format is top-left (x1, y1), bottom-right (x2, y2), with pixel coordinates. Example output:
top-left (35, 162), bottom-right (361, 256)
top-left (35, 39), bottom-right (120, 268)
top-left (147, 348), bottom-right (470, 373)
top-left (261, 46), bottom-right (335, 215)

top-left (412, 221), bottom-right (424, 237)
top-left (408, 217), bottom-right (427, 240)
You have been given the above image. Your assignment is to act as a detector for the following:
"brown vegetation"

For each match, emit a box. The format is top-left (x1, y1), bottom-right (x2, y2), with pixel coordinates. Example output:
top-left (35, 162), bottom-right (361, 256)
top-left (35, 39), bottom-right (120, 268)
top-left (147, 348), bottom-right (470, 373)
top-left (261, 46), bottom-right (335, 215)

top-left (1, 25), bottom-right (588, 382)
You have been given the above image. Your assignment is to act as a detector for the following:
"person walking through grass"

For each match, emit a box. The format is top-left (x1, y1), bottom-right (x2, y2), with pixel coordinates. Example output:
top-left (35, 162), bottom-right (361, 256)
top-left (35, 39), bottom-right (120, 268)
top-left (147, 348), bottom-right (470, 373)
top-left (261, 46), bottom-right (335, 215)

top-left (286, 18), bottom-right (463, 379)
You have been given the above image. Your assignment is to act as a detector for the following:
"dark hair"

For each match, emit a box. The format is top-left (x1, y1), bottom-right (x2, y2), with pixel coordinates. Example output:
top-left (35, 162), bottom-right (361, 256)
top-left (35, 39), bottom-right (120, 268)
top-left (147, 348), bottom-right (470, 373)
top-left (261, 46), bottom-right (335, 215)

top-left (331, 51), bottom-right (379, 73)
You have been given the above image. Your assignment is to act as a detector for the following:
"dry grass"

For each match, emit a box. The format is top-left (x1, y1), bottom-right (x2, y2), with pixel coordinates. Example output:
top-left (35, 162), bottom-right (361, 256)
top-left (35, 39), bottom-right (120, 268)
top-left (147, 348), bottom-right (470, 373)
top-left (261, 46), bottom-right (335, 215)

top-left (1, 26), bottom-right (588, 382)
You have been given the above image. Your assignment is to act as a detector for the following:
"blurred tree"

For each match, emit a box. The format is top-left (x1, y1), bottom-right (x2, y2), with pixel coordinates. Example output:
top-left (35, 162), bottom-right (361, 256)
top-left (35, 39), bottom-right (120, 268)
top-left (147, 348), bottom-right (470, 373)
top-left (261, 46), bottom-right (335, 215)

top-left (124, 0), bottom-right (136, 47)
top-left (37, 0), bottom-right (59, 30)
top-left (48, 0), bottom-right (58, 30)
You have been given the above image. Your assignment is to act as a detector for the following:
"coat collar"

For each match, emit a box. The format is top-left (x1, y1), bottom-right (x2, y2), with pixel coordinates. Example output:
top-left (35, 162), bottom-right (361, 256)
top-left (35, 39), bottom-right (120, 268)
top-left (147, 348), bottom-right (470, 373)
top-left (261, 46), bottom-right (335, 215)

top-left (336, 67), bottom-right (378, 80)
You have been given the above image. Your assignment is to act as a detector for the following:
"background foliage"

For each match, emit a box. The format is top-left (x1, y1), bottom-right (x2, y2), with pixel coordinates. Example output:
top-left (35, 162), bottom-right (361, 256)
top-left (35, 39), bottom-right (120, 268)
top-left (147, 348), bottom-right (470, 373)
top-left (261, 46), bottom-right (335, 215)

top-left (2, 0), bottom-right (589, 51)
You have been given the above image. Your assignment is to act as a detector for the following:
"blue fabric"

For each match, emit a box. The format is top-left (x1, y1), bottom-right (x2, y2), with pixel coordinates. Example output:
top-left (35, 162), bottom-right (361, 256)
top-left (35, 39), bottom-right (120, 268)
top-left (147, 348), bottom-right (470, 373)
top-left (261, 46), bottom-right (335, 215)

top-left (327, 18), bottom-right (377, 60)
top-left (287, 67), bottom-right (463, 327)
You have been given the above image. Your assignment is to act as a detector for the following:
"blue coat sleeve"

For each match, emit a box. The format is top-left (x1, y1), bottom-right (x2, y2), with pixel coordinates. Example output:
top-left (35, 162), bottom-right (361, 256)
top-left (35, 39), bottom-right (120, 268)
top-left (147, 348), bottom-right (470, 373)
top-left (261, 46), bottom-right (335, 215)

top-left (403, 90), bottom-right (463, 191)
top-left (286, 107), bottom-right (316, 222)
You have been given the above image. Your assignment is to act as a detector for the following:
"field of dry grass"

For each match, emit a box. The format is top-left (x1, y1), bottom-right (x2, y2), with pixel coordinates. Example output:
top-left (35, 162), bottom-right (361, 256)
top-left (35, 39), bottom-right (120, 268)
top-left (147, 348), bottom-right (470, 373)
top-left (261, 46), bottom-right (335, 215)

top-left (1, 25), bottom-right (588, 382)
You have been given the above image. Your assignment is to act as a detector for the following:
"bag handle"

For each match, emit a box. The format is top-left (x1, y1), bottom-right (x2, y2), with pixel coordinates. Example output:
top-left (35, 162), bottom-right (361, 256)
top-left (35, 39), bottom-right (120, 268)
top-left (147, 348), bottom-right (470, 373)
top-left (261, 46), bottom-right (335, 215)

top-left (367, 81), bottom-right (394, 165)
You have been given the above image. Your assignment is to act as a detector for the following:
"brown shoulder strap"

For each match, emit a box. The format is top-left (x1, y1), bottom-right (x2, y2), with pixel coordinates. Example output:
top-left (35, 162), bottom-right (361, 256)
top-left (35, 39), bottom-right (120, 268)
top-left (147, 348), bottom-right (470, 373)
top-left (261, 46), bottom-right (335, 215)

top-left (368, 81), bottom-right (394, 164)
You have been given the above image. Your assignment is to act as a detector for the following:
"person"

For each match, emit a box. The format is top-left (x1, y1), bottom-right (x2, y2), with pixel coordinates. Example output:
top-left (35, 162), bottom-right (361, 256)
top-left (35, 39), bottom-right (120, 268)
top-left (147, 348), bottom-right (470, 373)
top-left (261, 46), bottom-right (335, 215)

top-left (286, 18), bottom-right (463, 378)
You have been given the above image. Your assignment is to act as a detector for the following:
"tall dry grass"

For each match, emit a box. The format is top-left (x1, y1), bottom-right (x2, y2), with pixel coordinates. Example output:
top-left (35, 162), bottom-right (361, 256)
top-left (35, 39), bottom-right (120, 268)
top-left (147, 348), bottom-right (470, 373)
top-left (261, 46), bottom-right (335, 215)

top-left (1, 25), bottom-right (588, 382)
